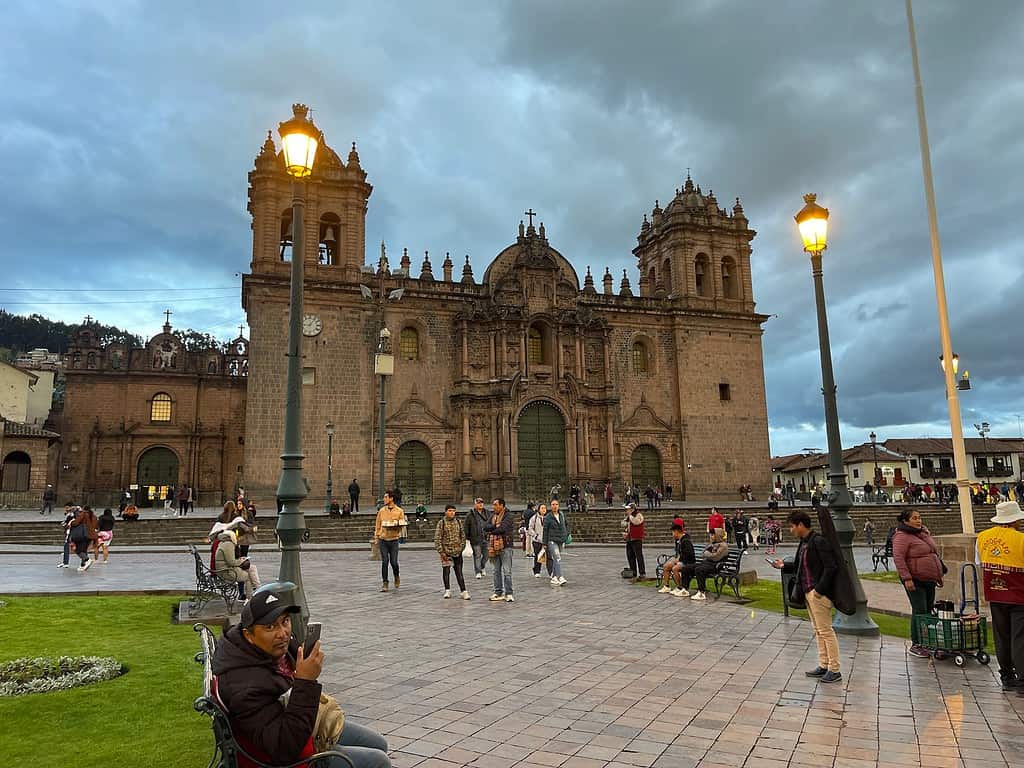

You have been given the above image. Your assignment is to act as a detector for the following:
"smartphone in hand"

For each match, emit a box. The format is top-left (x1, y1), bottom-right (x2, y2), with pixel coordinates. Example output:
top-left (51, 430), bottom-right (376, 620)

top-left (303, 622), bottom-right (322, 656)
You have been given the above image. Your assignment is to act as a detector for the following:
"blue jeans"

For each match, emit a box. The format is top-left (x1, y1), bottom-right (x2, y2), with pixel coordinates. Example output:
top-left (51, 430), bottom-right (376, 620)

top-left (471, 542), bottom-right (487, 575)
top-left (491, 548), bottom-right (513, 596)
top-left (379, 539), bottom-right (399, 583)
top-left (327, 720), bottom-right (391, 768)
top-left (547, 542), bottom-right (562, 579)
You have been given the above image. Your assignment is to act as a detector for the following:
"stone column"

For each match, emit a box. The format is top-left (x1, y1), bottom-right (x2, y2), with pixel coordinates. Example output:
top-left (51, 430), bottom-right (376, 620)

top-left (490, 414), bottom-right (499, 476)
top-left (461, 321), bottom-right (469, 380)
top-left (602, 331), bottom-right (612, 387)
top-left (497, 329), bottom-right (506, 373)
top-left (566, 422), bottom-right (578, 477)
top-left (510, 423), bottom-right (519, 477)
top-left (606, 414), bottom-right (615, 477)
top-left (582, 417), bottom-right (591, 475)
top-left (575, 333), bottom-right (584, 380)
top-left (501, 413), bottom-right (512, 475)
top-left (488, 331), bottom-right (496, 379)
top-left (555, 326), bottom-right (563, 379)
top-left (461, 412), bottom-right (471, 475)
top-left (577, 414), bottom-right (588, 475)
top-left (520, 328), bottom-right (528, 378)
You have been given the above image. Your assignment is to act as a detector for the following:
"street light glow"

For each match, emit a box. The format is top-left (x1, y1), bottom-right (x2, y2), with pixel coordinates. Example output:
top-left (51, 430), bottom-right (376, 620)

top-left (278, 103), bottom-right (321, 178)
top-left (795, 193), bottom-right (829, 255)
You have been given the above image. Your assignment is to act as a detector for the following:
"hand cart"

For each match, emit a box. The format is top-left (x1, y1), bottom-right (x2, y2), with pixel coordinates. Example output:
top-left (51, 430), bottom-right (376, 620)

top-left (911, 564), bottom-right (991, 667)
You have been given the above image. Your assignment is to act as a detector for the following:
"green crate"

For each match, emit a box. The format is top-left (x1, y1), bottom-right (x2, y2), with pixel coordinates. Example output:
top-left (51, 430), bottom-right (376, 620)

top-left (912, 615), bottom-right (987, 652)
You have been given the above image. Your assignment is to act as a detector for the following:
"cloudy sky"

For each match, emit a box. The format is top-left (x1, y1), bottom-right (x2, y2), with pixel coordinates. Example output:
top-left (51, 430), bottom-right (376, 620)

top-left (2, 0), bottom-right (1021, 456)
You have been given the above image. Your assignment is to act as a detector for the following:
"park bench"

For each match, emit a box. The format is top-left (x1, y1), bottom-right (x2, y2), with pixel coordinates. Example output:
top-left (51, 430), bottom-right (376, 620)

top-left (712, 547), bottom-right (746, 599)
top-left (193, 624), bottom-right (354, 768)
top-left (188, 544), bottom-right (240, 617)
top-left (871, 539), bottom-right (894, 572)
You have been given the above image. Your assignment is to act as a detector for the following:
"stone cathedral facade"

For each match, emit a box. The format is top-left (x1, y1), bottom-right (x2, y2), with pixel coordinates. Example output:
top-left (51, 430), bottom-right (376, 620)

top-left (242, 126), bottom-right (771, 504)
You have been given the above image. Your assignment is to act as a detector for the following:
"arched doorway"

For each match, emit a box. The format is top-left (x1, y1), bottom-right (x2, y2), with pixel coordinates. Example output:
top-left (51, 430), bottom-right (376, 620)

top-left (1, 451), bottom-right (31, 492)
top-left (394, 441), bottom-right (432, 504)
top-left (137, 447), bottom-right (179, 507)
top-left (517, 401), bottom-right (566, 501)
top-left (631, 445), bottom-right (662, 491)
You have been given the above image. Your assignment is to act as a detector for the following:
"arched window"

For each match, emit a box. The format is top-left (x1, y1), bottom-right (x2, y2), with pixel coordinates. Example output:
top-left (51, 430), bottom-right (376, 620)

top-left (279, 209), bottom-right (293, 261)
top-left (695, 254), bottom-right (710, 296)
top-left (399, 327), bottom-right (419, 360)
top-left (318, 213), bottom-right (341, 265)
top-left (1, 451), bottom-right (31, 492)
top-left (647, 266), bottom-right (656, 293)
top-left (632, 341), bottom-right (649, 374)
top-left (528, 326), bottom-right (545, 365)
top-left (662, 258), bottom-right (672, 293)
top-left (151, 392), bottom-right (172, 422)
top-left (722, 256), bottom-right (738, 299)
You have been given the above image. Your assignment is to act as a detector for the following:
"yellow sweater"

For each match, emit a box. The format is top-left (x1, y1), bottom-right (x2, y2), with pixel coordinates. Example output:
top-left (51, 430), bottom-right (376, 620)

top-left (374, 505), bottom-right (407, 541)
top-left (977, 525), bottom-right (1024, 604)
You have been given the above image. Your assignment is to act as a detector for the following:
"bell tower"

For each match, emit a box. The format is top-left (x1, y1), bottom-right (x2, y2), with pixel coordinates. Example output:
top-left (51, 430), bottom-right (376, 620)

top-left (246, 126), bottom-right (373, 283)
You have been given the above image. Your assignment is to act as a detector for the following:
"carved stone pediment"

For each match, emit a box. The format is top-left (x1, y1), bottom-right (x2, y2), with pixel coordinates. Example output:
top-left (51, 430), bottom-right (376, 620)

top-left (388, 398), bottom-right (447, 429)
top-left (619, 404), bottom-right (672, 432)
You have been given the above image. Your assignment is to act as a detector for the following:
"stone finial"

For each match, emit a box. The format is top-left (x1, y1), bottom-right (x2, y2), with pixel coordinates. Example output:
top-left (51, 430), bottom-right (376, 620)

top-left (619, 269), bottom-right (633, 297)
top-left (378, 240), bottom-right (389, 275)
top-left (518, 220), bottom-right (525, 239)
top-left (683, 174), bottom-right (695, 193)
top-left (348, 141), bottom-right (361, 168)
top-left (538, 221), bottom-right (546, 241)
top-left (260, 131), bottom-right (275, 157)
top-left (733, 197), bottom-right (745, 216)
top-left (442, 251), bottom-right (453, 282)
top-left (461, 254), bottom-right (475, 285)
top-left (603, 267), bottom-right (614, 295)
top-left (640, 213), bottom-right (650, 233)
top-left (420, 250), bottom-right (434, 281)
top-left (400, 247), bottom-right (411, 274)
top-left (583, 266), bottom-right (596, 294)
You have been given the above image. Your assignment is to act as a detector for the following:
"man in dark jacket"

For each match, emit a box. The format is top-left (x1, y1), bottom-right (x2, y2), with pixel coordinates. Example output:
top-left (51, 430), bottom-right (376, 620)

top-left (484, 498), bottom-right (516, 602)
top-left (772, 509), bottom-right (842, 683)
top-left (212, 585), bottom-right (390, 767)
top-left (463, 497), bottom-right (489, 579)
top-left (347, 479), bottom-right (360, 514)
top-left (658, 520), bottom-right (696, 596)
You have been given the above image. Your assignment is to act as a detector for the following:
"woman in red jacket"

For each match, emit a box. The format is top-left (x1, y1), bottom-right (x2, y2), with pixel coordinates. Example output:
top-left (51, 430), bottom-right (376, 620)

top-left (893, 509), bottom-right (945, 658)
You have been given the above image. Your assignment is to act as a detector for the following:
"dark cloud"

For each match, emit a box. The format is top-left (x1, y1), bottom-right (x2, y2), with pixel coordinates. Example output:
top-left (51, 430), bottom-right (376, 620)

top-left (1, 0), bottom-right (1021, 452)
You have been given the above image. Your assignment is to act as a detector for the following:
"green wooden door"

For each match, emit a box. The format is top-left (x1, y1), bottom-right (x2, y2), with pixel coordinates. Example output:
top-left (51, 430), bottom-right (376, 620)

top-left (137, 447), bottom-right (179, 507)
top-left (631, 444), bottom-right (662, 490)
top-left (395, 441), bottom-right (432, 504)
top-left (517, 402), bottom-right (566, 501)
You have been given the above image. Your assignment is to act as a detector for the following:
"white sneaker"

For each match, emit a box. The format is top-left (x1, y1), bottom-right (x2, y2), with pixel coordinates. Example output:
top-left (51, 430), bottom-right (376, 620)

top-left (82, 559), bottom-right (93, 571)
top-left (443, 590), bottom-right (451, 599)
top-left (489, 594), bottom-right (504, 601)
top-left (475, 572), bottom-right (483, 579)
top-left (658, 586), bottom-right (672, 594)
top-left (690, 591), bottom-right (706, 601)
top-left (57, 563), bottom-right (68, 568)
top-left (558, 577), bottom-right (567, 585)
top-left (550, 577), bottom-right (560, 585)
top-left (672, 588), bottom-right (690, 597)
top-left (460, 591), bottom-right (471, 600)
top-left (534, 572), bottom-right (541, 578)
top-left (505, 594), bottom-right (515, 602)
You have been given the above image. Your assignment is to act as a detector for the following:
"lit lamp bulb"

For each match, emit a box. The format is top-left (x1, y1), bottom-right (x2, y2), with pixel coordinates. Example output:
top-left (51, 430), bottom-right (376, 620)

top-left (939, 353), bottom-right (959, 375)
top-left (794, 193), bottom-right (829, 255)
top-left (278, 103), bottom-right (321, 178)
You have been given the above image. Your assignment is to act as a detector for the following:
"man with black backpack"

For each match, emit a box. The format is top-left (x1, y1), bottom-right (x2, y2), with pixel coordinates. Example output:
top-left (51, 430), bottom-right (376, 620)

top-left (771, 509), bottom-right (843, 684)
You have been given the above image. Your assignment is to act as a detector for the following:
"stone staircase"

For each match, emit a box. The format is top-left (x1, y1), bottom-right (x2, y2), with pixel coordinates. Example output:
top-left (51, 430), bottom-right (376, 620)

top-left (0, 503), bottom-right (998, 547)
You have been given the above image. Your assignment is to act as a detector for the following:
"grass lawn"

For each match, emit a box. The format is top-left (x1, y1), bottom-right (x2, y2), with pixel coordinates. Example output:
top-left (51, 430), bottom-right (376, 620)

top-left (0, 595), bottom-right (210, 768)
top-left (860, 570), bottom-right (901, 584)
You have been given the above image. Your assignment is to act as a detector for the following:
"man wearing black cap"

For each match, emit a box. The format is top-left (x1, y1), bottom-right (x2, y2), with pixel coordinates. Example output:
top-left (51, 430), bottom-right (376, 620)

top-left (212, 585), bottom-right (390, 767)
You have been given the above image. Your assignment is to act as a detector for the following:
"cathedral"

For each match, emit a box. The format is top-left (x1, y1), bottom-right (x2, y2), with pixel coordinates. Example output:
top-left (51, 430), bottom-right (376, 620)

top-left (241, 122), bottom-right (772, 504)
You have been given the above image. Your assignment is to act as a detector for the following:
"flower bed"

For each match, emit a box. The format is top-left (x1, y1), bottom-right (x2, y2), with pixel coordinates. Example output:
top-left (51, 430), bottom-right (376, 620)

top-left (0, 656), bottom-right (125, 697)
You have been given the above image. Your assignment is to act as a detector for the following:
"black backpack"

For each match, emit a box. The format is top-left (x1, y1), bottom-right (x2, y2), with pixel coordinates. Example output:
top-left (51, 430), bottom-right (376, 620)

top-left (814, 508), bottom-right (857, 616)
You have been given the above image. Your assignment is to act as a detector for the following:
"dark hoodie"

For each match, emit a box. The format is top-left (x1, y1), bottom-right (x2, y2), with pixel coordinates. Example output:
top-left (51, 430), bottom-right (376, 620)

top-left (211, 624), bottom-right (321, 764)
top-left (463, 506), bottom-right (490, 545)
top-left (673, 533), bottom-right (696, 565)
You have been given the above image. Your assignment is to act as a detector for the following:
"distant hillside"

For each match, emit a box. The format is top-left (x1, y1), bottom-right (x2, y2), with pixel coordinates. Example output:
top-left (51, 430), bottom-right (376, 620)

top-left (0, 310), bottom-right (141, 357)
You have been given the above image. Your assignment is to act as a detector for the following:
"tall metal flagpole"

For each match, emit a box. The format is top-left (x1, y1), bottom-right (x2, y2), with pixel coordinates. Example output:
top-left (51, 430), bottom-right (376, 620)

top-left (905, 0), bottom-right (974, 533)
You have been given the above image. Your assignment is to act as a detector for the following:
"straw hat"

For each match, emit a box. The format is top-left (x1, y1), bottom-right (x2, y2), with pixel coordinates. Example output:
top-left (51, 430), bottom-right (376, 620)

top-left (991, 501), bottom-right (1024, 525)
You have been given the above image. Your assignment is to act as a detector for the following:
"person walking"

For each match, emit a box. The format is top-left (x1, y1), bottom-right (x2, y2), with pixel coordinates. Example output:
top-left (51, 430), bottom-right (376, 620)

top-left (235, 502), bottom-right (259, 558)
top-left (976, 501), bottom-right (1024, 692)
top-left (434, 504), bottom-right (470, 600)
top-left (41, 484), bottom-right (56, 515)
top-left (892, 509), bottom-right (945, 658)
top-left (863, 519), bottom-right (876, 547)
top-left (484, 498), bottom-right (516, 602)
top-left (96, 508), bottom-right (115, 563)
top-left (463, 497), bottom-right (489, 579)
top-left (373, 491), bottom-right (406, 592)
top-left (69, 505), bottom-right (98, 572)
top-left (604, 481), bottom-right (614, 507)
top-left (584, 480), bottom-right (595, 510)
top-left (57, 503), bottom-right (75, 568)
top-left (176, 484), bottom-right (189, 517)
top-left (528, 503), bottom-right (552, 579)
top-left (748, 515), bottom-right (760, 551)
top-left (348, 478), bottom-right (360, 514)
top-left (707, 507), bottom-right (725, 538)
top-left (543, 499), bottom-right (570, 586)
top-left (624, 503), bottom-right (647, 582)
top-left (770, 510), bottom-right (843, 684)
top-left (731, 510), bottom-right (749, 550)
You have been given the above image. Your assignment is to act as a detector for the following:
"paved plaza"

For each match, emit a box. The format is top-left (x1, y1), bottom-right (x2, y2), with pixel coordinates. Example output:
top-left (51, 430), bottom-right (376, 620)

top-left (3, 544), bottom-right (1024, 768)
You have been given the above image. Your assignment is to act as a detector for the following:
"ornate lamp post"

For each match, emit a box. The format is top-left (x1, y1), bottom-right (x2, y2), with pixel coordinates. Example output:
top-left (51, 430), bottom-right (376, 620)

top-left (374, 328), bottom-right (394, 505)
top-left (869, 431), bottom-right (882, 503)
top-left (275, 103), bottom-right (321, 643)
top-left (324, 422), bottom-right (335, 514)
top-left (795, 194), bottom-right (879, 636)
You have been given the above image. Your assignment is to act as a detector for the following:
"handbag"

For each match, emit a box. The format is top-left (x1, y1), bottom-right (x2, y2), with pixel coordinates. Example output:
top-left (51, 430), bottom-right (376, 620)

top-left (462, 539), bottom-right (473, 558)
top-left (536, 547), bottom-right (547, 565)
top-left (369, 539), bottom-right (381, 561)
top-left (487, 534), bottom-right (505, 559)
top-left (313, 692), bottom-right (345, 752)
top-left (564, 534), bottom-right (572, 546)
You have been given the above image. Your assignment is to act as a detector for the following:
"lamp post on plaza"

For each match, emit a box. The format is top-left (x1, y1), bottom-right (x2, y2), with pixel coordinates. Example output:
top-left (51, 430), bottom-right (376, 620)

top-left (374, 328), bottom-right (394, 505)
top-left (974, 421), bottom-right (990, 481)
top-left (869, 431), bottom-right (882, 503)
top-left (274, 103), bottom-right (322, 642)
top-left (795, 194), bottom-right (879, 636)
top-left (324, 422), bottom-right (335, 514)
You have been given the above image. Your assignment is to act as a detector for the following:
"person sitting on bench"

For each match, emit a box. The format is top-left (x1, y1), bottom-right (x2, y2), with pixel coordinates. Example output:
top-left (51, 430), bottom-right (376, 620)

top-left (213, 528), bottom-right (261, 601)
top-left (688, 529), bottom-right (730, 602)
top-left (212, 584), bottom-right (391, 768)
top-left (658, 519), bottom-right (697, 597)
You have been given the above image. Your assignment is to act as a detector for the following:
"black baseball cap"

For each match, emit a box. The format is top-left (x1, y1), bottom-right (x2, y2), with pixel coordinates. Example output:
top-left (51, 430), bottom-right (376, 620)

top-left (240, 581), bottom-right (301, 628)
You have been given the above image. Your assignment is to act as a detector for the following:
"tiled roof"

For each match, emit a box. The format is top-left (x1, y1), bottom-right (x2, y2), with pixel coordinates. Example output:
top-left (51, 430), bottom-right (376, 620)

top-left (2, 420), bottom-right (60, 439)
top-left (774, 444), bottom-right (908, 472)
top-left (885, 438), bottom-right (1024, 456)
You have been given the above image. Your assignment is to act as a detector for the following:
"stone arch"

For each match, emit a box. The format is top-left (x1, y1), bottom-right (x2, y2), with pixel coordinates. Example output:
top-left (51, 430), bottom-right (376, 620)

top-left (694, 253), bottom-right (710, 297)
top-left (1, 450), bottom-right (31, 492)
top-left (280, 207), bottom-right (294, 261)
top-left (516, 400), bottom-right (567, 501)
top-left (136, 446), bottom-right (179, 507)
top-left (318, 211), bottom-right (341, 265)
top-left (631, 332), bottom-right (656, 375)
top-left (721, 255), bottom-right (738, 299)
top-left (526, 319), bottom-right (554, 366)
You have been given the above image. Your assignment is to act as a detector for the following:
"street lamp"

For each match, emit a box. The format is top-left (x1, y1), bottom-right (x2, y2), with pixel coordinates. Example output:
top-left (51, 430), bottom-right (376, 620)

top-left (274, 103), bottom-right (322, 643)
top-left (324, 422), bottom-right (335, 514)
top-left (795, 194), bottom-right (878, 636)
top-left (869, 431), bottom-right (881, 503)
top-left (374, 328), bottom-right (394, 505)
top-left (974, 421), bottom-right (990, 481)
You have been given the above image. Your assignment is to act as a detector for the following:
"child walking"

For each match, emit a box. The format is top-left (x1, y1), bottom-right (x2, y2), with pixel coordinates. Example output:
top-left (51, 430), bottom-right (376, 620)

top-left (435, 504), bottom-right (470, 599)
